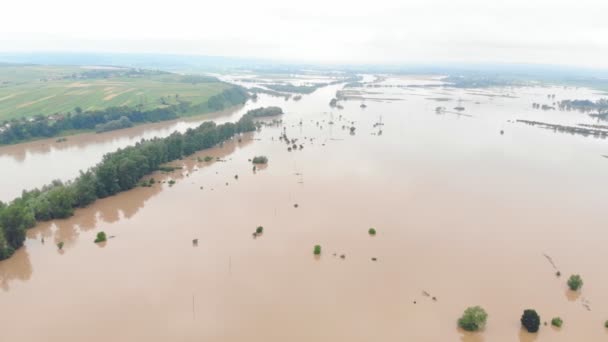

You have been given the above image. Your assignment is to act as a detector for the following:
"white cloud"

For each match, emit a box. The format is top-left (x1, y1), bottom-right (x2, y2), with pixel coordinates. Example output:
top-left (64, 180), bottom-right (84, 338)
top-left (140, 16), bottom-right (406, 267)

top-left (1, 0), bottom-right (607, 67)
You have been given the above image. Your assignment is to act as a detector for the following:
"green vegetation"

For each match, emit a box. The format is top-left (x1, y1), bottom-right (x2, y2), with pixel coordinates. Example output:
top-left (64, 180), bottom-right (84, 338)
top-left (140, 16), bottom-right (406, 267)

top-left (313, 245), bottom-right (321, 255)
top-left (203, 156), bottom-right (213, 162)
top-left (567, 274), bottom-right (583, 291)
top-left (0, 65), bottom-right (229, 121)
top-left (256, 226), bottom-right (264, 234)
top-left (168, 180), bottom-right (176, 186)
top-left (605, 320), bottom-right (608, 328)
top-left (558, 99), bottom-right (608, 114)
top-left (244, 106), bottom-right (283, 118)
top-left (252, 156), bottom-right (268, 164)
top-left (94, 231), bottom-right (107, 243)
top-left (0, 113), bottom-right (259, 261)
top-left (0, 86), bottom-right (248, 144)
top-left (95, 116), bottom-right (134, 133)
top-left (521, 309), bottom-right (541, 333)
top-left (551, 317), bottom-right (563, 328)
top-left (158, 166), bottom-right (181, 172)
top-left (57, 241), bottom-right (64, 250)
top-left (457, 306), bottom-right (488, 332)
top-left (368, 228), bottom-right (376, 235)
top-left (266, 83), bottom-right (323, 94)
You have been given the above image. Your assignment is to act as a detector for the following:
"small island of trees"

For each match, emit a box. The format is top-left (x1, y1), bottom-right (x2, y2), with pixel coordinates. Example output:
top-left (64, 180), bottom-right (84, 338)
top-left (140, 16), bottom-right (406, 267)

top-left (457, 306), bottom-right (487, 332)
top-left (252, 156), bottom-right (268, 164)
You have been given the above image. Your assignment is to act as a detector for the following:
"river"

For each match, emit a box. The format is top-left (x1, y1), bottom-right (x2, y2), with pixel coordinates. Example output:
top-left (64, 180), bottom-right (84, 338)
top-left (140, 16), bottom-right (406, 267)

top-left (1, 75), bottom-right (608, 341)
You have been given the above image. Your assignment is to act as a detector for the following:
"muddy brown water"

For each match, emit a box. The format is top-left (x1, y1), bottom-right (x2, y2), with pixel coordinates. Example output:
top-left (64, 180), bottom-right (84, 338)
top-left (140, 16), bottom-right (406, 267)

top-left (1, 76), bottom-right (608, 341)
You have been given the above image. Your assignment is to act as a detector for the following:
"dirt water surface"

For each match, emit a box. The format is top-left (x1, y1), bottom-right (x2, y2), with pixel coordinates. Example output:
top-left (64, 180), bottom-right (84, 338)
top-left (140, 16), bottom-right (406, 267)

top-left (1, 76), bottom-right (608, 341)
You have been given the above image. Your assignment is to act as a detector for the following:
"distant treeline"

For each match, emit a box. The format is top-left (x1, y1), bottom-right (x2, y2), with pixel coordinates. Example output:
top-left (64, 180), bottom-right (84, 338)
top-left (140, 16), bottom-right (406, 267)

top-left (442, 75), bottom-right (523, 88)
top-left (245, 106), bottom-right (283, 117)
top-left (0, 86), bottom-right (248, 145)
top-left (265, 83), bottom-right (322, 94)
top-left (0, 106), bottom-right (281, 260)
top-left (261, 75), bottom-right (363, 95)
top-left (558, 99), bottom-right (608, 112)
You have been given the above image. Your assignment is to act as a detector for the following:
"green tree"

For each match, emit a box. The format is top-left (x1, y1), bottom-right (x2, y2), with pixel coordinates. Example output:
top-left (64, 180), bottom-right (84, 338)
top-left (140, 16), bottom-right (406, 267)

top-left (95, 231), bottom-right (107, 243)
top-left (551, 317), bottom-right (563, 328)
top-left (0, 202), bottom-right (34, 250)
top-left (72, 171), bottom-right (97, 207)
top-left (457, 306), bottom-right (488, 331)
top-left (256, 226), bottom-right (264, 234)
top-left (567, 274), bottom-right (583, 291)
top-left (313, 245), bottom-right (321, 255)
top-left (521, 309), bottom-right (541, 333)
top-left (368, 228), bottom-right (376, 235)
top-left (46, 186), bottom-right (75, 219)
top-left (0, 229), bottom-right (14, 260)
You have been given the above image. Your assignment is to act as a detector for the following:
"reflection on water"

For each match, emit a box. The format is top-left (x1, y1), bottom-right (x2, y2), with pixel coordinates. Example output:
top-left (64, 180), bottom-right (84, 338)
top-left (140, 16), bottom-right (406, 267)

top-left (518, 329), bottom-right (539, 342)
top-left (1, 75), bottom-right (608, 341)
top-left (0, 249), bottom-right (32, 291)
top-left (565, 288), bottom-right (581, 302)
top-left (460, 329), bottom-right (485, 342)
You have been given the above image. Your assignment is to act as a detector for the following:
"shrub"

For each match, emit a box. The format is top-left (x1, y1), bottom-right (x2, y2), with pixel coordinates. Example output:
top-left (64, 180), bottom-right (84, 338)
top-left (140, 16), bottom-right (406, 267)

top-left (368, 228), bottom-right (376, 235)
top-left (605, 320), bottom-right (608, 328)
top-left (57, 241), bottom-right (64, 250)
top-left (457, 306), bottom-right (488, 332)
top-left (567, 274), bottom-right (583, 291)
top-left (551, 317), bottom-right (563, 328)
top-left (256, 226), bottom-right (263, 234)
top-left (252, 156), bottom-right (268, 164)
top-left (521, 309), bottom-right (541, 333)
top-left (168, 180), bottom-right (176, 186)
top-left (94, 231), bottom-right (107, 243)
top-left (313, 245), bottom-right (321, 255)
top-left (204, 156), bottom-right (213, 162)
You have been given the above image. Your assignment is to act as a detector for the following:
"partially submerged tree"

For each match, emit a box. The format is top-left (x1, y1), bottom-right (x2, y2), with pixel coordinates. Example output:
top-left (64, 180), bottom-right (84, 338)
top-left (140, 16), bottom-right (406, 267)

top-left (457, 306), bottom-right (488, 332)
top-left (94, 231), bottom-right (107, 243)
top-left (252, 156), bottom-right (268, 164)
top-left (567, 274), bottom-right (583, 291)
top-left (313, 245), bottom-right (321, 255)
top-left (521, 309), bottom-right (541, 333)
top-left (551, 317), bottom-right (563, 328)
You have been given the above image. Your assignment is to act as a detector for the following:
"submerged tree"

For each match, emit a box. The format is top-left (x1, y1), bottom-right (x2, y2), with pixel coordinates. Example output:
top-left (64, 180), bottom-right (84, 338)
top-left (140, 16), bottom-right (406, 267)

top-left (521, 309), bottom-right (541, 333)
top-left (313, 245), bottom-right (321, 255)
top-left (457, 306), bottom-right (488, 332)
top-left (94, 231), bottom-right (107, 243)
top-left (551, 317), bottom-right (563, 328)
top-left (567, 274), bottom-right (583, 291)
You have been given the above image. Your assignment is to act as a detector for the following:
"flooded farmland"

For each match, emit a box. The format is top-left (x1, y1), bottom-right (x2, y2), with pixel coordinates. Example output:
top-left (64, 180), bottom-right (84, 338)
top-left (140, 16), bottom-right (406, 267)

top-left (2, 75), bottom-right (608, 341)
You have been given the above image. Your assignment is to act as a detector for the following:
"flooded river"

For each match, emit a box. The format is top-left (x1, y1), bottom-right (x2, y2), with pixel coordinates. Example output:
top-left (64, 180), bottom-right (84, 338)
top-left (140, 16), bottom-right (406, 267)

top-left (1, 75), bottom-right (608, 341)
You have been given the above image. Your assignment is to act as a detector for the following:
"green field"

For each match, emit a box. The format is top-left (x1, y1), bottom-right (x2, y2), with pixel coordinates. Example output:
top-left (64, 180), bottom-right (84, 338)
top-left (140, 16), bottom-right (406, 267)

top-left (0, 65), bottom-right (230, 121)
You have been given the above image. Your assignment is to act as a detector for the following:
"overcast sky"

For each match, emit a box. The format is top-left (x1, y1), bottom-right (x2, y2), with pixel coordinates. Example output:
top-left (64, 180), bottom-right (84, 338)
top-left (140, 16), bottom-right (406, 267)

top-left (1, 0), bottom-right (607, 67)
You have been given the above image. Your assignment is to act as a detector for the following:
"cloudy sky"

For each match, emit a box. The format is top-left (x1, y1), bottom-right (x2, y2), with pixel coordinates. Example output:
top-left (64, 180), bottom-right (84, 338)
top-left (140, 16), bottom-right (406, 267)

top-left (1, 0), bottom-right (607, 67)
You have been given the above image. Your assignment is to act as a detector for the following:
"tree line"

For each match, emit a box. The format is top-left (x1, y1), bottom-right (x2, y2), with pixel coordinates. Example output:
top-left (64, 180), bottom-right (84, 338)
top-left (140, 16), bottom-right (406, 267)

top-left (0, 86), bottom-right (249, 145)
top-left (0, 106), bottom-right (281, 260)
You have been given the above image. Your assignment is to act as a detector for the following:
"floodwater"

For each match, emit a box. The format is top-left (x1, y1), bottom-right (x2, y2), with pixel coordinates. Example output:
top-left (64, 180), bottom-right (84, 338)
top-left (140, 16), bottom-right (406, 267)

top-left (2, 75), bottom-right (608, 342)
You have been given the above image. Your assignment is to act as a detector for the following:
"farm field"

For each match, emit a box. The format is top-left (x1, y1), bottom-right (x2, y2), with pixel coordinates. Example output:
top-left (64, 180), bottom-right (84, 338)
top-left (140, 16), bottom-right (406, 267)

top-left (0, 65), bottom-right (230, 120)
